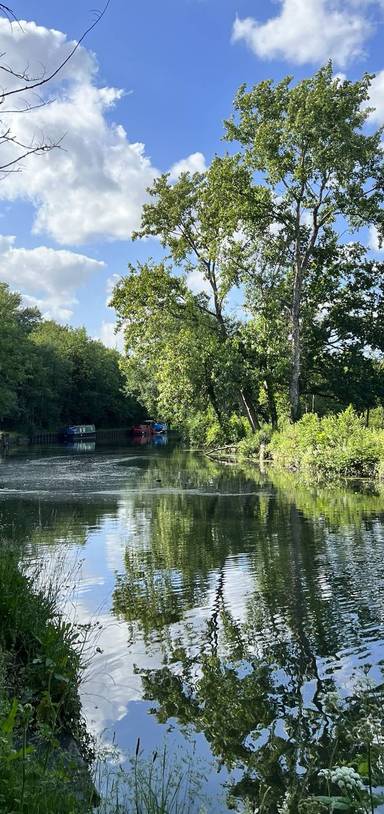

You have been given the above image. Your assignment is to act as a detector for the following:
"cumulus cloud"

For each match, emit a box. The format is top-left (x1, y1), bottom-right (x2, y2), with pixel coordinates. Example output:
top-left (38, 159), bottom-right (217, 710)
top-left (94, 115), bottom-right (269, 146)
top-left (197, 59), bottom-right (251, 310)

top-left (232, 0), bottom-right (374, 67)
top-left (0, 235), bottom-right (104, 320)
top-left (99, 320), bottom-right (124, 352)
top-left (0, 18), bottom-right (158, 244)
top-left (0, 19), bottom-right (208, 246)
top-left (169, 151), bottom-right (207, 180)
top-left (185, 268), bottom-right (213, 297)
top-left (105, 273), bottom-right (121, 306)
top-left (367, 70), bottom-right (384, 124)
top-left (369, 225), bottom-right (383, 252)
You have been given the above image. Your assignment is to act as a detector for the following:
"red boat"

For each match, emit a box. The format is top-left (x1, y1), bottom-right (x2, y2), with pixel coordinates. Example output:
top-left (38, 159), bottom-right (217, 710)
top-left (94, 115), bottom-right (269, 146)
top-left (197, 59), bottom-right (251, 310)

top-left (132, 423), bottom-right (152, 436)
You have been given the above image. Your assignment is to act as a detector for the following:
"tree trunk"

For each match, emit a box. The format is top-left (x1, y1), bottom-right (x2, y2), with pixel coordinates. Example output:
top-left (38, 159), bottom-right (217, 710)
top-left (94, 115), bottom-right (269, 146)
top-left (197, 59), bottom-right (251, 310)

top-left (239, 388), bottom-right (260, 432)
top-left (206, 380), bottom-right (225, 429)
top-left (290, 262), bottom-right (303, 422)
top-left (264, 377), bottom-right (278, 430)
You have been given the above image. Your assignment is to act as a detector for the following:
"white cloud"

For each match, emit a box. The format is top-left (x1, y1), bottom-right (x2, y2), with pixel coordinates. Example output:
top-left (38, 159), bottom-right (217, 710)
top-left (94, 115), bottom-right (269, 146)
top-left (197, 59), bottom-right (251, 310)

top-left (0, 18), bottom-right (96, 90)
top-left (186, 268), bottom-right (213, 297)
top-left (369, 225), bottom-right (383, 252)
top-left (169, 151), bottom-right (207, 181)
top-left (232, 0), bottom-right (373, 67)
top-left (105, 273), bottom-right (121, 306)
top-left (0, 18), bottom-right (158, 244)
top-left (367, 70), bottom-right (384, 124)
top-left (99, 320), bottom-right (124, 352)
top-left (0, 235), bottom-right (104, 319)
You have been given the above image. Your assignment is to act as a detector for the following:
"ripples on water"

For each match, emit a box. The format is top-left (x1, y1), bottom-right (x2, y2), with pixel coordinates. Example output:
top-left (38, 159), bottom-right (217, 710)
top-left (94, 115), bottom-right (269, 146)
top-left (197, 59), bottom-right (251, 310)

top-left (1, 444), bottom-right (384, 811)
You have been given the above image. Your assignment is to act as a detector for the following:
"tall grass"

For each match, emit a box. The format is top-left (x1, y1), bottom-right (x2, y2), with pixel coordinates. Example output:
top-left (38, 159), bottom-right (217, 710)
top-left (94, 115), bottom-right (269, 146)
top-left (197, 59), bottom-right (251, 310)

top-left (95, 741), bottom-right (209, 814)
top-left (270, 407), bottom-right (384, 479)
top-left (0, 548), bottom-right (96, 813)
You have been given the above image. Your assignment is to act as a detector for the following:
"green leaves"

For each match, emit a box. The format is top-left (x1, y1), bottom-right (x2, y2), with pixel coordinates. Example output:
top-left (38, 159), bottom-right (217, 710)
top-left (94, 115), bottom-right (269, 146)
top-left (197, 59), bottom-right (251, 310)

top-left (311, 796), bottom-right (351, 810)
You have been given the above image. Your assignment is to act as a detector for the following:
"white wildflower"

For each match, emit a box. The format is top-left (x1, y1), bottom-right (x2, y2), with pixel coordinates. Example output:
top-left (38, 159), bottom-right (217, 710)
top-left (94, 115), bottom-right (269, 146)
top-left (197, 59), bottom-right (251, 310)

top-left (318, 766), bottom-right (365, 794)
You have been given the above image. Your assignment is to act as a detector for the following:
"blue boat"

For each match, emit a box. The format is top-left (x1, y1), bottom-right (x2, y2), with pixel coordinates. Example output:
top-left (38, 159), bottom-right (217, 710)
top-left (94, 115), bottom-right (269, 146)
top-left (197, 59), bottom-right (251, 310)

top-left (64, 424), bottom-right (96, 441)
top-left (150, 421), bottom-right (168, 434)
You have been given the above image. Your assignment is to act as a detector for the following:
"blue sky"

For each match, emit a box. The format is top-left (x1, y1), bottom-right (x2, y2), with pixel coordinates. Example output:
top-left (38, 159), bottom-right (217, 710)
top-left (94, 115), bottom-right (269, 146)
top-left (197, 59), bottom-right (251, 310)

top-left (1, 0), bottom-right (384, 346)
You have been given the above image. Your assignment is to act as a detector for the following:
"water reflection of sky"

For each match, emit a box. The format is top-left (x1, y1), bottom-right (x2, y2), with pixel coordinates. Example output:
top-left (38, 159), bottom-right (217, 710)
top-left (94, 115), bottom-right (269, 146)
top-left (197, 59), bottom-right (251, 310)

top-left (1, 445), bottom-right (384, 811)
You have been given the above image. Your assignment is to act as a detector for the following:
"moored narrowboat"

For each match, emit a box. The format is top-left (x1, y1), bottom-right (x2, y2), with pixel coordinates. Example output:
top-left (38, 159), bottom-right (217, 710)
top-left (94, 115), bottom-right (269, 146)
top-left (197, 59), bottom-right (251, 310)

top-left (132, 423), bottom-right (152, 436)
top-left (132, 420), bottom-right (168, 436)
top-left (64, 424), bottom-right (96, 441)
top-left (152, 421), bottom-right (167, 434)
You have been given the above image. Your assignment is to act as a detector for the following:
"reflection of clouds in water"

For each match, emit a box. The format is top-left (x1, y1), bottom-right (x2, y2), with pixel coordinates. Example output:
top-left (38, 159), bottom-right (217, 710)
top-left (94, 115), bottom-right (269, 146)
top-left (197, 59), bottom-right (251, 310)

top-left (56, 511), bottom-right (262, 744)
top-left (63, 594), bottom-right (165, 738)
top-left (10, 447), bottom-right (384, 813)
top-left (104, 498), bottom-right (153, 572)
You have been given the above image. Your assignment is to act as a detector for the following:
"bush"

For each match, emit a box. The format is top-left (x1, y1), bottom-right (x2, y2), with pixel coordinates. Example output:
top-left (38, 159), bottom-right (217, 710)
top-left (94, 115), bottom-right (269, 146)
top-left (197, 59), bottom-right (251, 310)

top-left (237, 424), bottom-right (273, 459)
top-left (0, 551), bottom-right (95, 813)
top-left (270, 407), bottom-right (384, 479)
top-left (187, 408), bottom-right (247, 448)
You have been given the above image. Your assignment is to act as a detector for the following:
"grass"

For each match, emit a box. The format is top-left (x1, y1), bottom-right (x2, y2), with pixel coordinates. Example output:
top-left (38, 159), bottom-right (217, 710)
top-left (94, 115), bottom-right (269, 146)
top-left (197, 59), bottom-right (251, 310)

top-left (95, 742), bottom-right (210, 814)
top-left (0, 548), bottom-right (96, 813)
top-left (269, 407), bottom-right (384, 480)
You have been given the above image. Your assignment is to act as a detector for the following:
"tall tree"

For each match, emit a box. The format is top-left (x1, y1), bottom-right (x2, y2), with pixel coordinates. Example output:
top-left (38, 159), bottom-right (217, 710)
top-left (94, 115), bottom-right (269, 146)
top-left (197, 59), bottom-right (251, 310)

top-left (131, 156), bottom-right (271, 431)
top-left (111, 261), bottom-right (252, 437)
top-left (0, 282), bottom-right (40, 422)
top-left (225, 64), bottom-right (384, 420)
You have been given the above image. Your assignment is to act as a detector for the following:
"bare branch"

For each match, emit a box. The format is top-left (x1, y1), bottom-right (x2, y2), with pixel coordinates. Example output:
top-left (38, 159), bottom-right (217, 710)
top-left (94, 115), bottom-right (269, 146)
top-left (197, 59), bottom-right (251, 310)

top-left (0, 0), bottom-right (111, 101)
top-left (0, 5), bottom-right (18, 24)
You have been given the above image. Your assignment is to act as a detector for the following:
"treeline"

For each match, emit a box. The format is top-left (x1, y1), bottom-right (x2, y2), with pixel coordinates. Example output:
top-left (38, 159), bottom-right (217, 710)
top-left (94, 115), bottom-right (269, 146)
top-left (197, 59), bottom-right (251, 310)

top-left (0, 282), bottom-right (142, 433)
top-left (111, 64), bottom-right (384, 445)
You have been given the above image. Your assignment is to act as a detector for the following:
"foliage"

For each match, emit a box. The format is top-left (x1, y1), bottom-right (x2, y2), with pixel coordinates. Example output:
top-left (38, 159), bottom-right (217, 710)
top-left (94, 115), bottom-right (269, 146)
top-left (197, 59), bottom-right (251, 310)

top-left (270, 407), bottom-right (384, 478)
top-left (0, 550), bottom-right (95, 813)
top-left (225, 63), bottom-right (384, 420)
top-left (0, 282), bottom-right (142, 432)
top-left (237, 424), bottom-right (273, 458)
top-left (112, 261), bottom-right (258, 440)
top-left (112, 64), bottom-right (384, 439)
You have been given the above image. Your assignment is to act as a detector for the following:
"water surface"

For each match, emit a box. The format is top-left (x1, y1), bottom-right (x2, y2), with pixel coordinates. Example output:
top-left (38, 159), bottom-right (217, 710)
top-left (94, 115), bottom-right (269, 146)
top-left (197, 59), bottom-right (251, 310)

top-left (1, 444), bottom-right (384, 811)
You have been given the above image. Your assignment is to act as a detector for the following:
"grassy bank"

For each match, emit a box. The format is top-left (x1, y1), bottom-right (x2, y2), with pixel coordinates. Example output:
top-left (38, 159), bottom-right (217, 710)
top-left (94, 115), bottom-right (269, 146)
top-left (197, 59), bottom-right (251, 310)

top-left (0, 549), bottom-right (96, 813)
top-left (231, 408), bottom-right (384, 481)
top-left (269, 408), bottom-right (384, 480)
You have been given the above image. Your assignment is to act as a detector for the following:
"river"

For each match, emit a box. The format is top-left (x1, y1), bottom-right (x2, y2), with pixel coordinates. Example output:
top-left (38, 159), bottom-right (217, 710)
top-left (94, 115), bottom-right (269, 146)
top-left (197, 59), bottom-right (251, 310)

top-left (1, 442), bottom-right (384, 812)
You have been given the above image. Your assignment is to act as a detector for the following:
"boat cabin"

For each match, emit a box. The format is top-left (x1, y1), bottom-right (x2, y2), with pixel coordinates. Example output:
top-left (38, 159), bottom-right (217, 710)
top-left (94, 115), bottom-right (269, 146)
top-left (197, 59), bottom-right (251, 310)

top-left (64, 424), bottom-right (96, 439)
top-left (132, 420), bottom-right (168, 436)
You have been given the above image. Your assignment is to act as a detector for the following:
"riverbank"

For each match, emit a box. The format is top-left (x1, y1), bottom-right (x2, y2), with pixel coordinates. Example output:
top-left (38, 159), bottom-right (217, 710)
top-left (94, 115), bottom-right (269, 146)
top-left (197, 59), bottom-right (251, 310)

top-left (207, 408), bottom-right (384, 482)
top-left (0, 549), bottom-right (96, 813)
top-left (0, 547), bottom-right (206, 814)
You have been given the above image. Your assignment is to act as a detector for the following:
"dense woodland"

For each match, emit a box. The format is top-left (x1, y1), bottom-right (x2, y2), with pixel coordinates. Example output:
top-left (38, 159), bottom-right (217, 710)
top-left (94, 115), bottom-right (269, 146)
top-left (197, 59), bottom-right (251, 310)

top-left (0, 282), bottom-right (142, 433)
top-left (112, 64), bottom-right (384, 446)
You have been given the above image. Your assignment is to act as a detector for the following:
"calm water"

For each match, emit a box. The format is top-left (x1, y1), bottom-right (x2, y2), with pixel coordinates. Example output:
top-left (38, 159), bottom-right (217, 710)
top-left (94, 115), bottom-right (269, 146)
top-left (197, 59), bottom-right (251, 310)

top-left (1, 443), bottom-right (384, 811)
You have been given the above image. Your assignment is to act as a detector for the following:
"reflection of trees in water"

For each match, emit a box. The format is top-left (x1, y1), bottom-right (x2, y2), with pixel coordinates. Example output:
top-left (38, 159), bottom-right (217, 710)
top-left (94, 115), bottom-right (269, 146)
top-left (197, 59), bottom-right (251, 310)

top-left (111, 458), bottom-right (384, 810)
top-left (113, 450), bottom-right (274, 640)
top-left (266, 467), bottom-right (384, 528)
top-left (0, 497), bottom-right (120, 549)
top-left (142, 604), bottom-right (384, 810)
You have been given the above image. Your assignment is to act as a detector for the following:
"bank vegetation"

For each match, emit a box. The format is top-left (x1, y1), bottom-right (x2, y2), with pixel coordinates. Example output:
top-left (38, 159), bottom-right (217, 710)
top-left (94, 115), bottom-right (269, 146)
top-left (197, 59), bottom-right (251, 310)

top-left (110, 64), bottom-right (384, 477)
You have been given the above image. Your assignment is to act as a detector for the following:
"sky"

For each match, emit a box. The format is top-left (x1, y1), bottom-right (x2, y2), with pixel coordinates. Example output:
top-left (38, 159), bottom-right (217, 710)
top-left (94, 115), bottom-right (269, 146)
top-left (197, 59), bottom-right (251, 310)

top-left (1, 0), bottom-right (384, 349)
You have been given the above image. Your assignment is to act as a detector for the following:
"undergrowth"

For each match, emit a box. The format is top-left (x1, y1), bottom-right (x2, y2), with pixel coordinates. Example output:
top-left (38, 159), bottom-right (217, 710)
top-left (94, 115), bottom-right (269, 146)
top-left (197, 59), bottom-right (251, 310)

top-left (0, 549), bottom-right (95, 813)
top-left (269, 407), bottom-right (384, 479)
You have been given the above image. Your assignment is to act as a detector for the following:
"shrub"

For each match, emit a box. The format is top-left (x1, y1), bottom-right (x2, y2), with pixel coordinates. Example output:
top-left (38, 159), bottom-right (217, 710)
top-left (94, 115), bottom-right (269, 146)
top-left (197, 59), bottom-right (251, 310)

top-left (0, 551), bottom-right (95, 813)
top-left (270, 407), bottom-right (384, 479)
top-left (186, 408), bottom-right (247, 448)
top-left (237, 424), bottom-right (273, 459)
